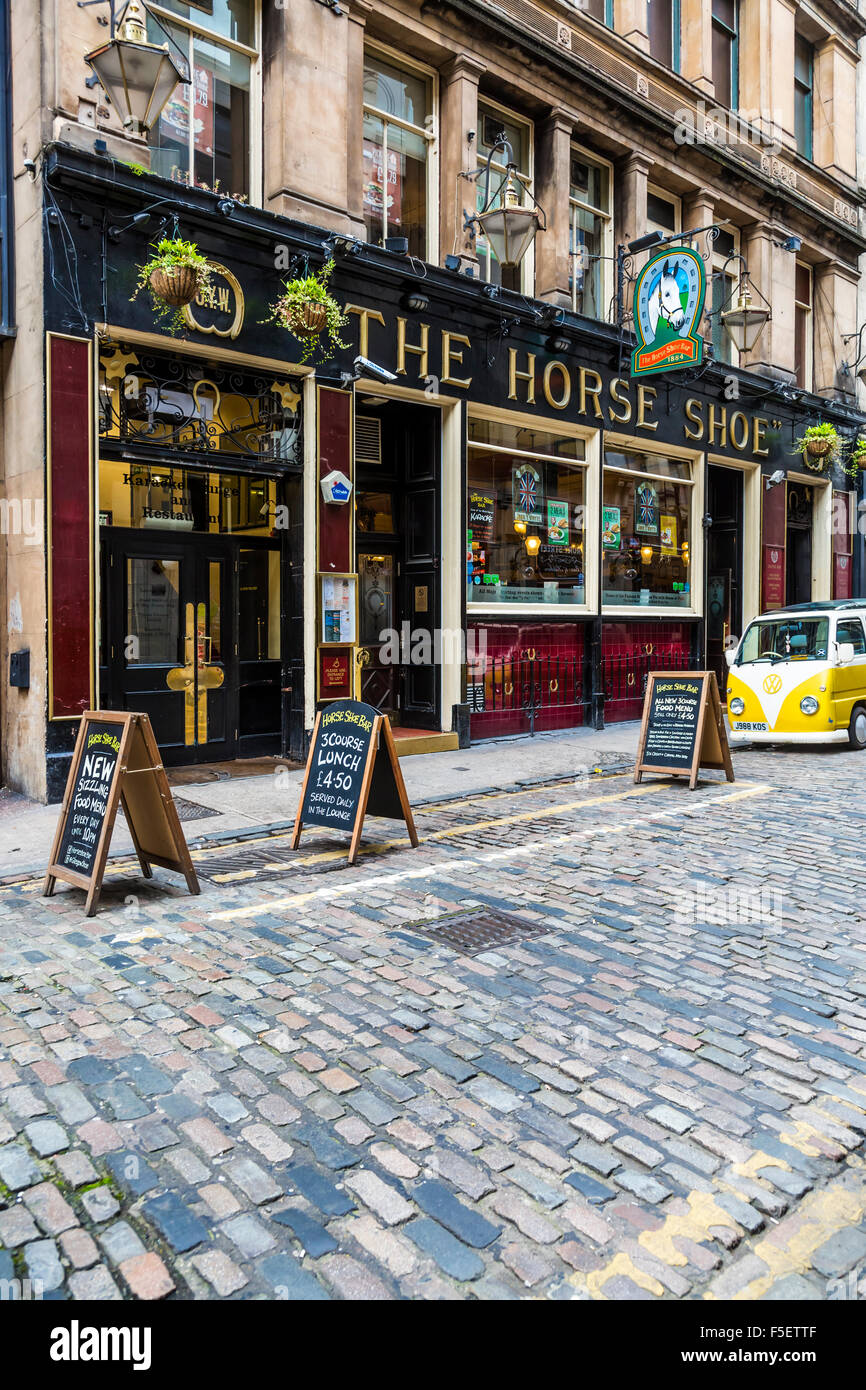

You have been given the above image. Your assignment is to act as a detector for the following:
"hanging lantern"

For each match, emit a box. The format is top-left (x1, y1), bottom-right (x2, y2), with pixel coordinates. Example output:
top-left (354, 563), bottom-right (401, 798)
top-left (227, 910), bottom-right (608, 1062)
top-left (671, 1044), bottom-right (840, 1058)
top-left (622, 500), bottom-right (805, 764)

top-left (640, 543), bottom-right (654, 564)
top-left (513, 518), bottom-right (527, 535)
top-left (85, 1), bottom-right (189, 136)
top-left (524, 534), bottom-right (541, 556)
top-left (470, 139), bottom-right (546, 269)
top-left (721, 279), bottom-right (771, 355)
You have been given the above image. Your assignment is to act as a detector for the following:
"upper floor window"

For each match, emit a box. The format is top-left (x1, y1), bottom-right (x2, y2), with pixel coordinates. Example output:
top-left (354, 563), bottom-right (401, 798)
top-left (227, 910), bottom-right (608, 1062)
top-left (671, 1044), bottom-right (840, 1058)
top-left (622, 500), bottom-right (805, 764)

top-left (795, 36), bottom-right (814, 160)
top-left (363, 49), bottom-right (435, 260)
top-left (711, 0), bottom-right (739, 109)
top-left (794, 262), bottom-right (813, 391)
top-left (709, 226), bottom-right (740, 367)
top-left (575, 0), bottom-right (614, 24)
top-left (569, 148), bottom-right (612, 322)
top-left (146, 0), bottom-right (257, 201)
top-left (646, 187), bottom-right (680, 240)
top-left (647, 0), bottom-right (680, 71)
top-left (477, 103), bottom-right (534, 293)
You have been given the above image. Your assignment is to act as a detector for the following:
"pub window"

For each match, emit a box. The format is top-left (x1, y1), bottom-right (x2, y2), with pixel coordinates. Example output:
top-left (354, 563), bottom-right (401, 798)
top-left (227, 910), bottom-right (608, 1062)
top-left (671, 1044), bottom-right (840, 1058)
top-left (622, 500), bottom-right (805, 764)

top-left (647, 0), bottom-right (680, 72)
top-left (711, 0), bottom-right (739, 109)
top-left (794, 36), bottom-right (814, 160)
top-left (602, 449), bottom-right (695, 610)
top-left (794, 262), bottom-right (813, 391)
top-left (477, 102), bottom-right (534, 294)
top-left (646, 187), bottom-right (680, 241)
top-left (569, 147), bottom-right (613, 322)
top-left (709, 226), bottom-right (740, 368)
top-left (467, 417), bottom-right (587, 608)
top-left (146, 0), bottom-right (257, 202)
top-left (363, 48), bottom-right (436, 260)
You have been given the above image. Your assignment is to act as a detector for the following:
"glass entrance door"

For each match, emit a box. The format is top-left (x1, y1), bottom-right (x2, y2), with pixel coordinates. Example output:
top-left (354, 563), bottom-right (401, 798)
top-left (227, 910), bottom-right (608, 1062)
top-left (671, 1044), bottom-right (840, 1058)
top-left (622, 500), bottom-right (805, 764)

top-left (102, 535), bottom-right (235, 764)
top-left (357, 550), bottom-right (399, 716)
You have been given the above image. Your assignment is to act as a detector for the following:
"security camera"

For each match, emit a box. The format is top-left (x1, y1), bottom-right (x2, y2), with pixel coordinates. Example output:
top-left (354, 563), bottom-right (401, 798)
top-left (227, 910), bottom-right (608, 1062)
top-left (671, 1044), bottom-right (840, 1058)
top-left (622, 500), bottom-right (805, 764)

top-left (353, 355), bottom-right (397, 384)
top-left (765, 469), bottom-right (786, 489)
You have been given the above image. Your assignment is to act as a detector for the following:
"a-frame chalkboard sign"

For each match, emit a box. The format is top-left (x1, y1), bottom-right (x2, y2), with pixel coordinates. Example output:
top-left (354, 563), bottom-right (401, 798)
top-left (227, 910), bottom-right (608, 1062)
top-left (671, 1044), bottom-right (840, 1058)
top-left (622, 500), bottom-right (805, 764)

top-left (292, 699), bottom-right (419, 864)
top-left (44, 711), bottom-right (200, 916)
top-left (634, 670), bottom-right (734, 790)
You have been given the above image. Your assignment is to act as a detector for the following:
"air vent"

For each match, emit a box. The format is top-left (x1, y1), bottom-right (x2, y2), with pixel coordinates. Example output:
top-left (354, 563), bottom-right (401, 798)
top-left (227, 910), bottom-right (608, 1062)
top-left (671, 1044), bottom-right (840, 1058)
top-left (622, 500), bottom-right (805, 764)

top-left (355, 415), bottom-right (383, 466)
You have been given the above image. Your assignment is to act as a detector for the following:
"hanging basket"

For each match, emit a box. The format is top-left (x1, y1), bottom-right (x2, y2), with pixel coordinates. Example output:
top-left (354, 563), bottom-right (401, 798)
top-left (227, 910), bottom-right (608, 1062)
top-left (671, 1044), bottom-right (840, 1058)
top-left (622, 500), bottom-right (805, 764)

top-left (148, 264), bottom-right (201, 308)
top-left (805, 437), bottom-right (832, 460)
top-left (282, 299), bottom-right (329, 337)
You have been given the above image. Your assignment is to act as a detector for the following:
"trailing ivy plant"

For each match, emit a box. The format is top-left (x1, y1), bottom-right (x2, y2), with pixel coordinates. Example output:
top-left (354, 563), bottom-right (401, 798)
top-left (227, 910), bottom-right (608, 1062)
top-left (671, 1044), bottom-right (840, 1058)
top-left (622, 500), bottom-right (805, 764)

top-left (132, 237), bottom-right (213, 335)
top-left (264, 258), bottom-right (349, 363)
top-left (844, 437), bottom-right (866, 482)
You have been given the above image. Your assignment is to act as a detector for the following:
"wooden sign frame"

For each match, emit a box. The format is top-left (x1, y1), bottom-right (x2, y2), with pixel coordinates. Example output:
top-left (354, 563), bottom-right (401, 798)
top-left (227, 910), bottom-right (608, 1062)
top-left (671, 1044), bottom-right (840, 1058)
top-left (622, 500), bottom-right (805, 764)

top-left (44, 710), bottom-right (200, 916)
top-left (634, 670), bottom-right (734, 790)
top-left (292, 709), bottom-right (419, 864)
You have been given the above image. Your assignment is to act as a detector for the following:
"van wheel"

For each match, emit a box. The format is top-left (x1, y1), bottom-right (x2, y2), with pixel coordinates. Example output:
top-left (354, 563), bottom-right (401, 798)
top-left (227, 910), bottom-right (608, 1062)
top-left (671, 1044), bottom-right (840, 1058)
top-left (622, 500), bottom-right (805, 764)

top-left (849, 707), bottom-right (866, 750)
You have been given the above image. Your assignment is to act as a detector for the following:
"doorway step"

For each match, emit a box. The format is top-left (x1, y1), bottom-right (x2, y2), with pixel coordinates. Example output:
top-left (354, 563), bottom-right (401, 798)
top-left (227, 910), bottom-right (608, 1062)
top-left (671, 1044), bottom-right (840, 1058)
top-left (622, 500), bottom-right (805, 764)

top-left (390, 728), bottom-right (459, 757)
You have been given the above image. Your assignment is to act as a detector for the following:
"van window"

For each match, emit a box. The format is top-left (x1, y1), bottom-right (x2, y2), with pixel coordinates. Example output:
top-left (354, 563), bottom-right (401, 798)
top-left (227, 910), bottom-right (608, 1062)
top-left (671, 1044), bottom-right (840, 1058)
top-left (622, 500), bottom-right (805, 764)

top-left (738, 617), bottom-right (829, 663)
top-left (836, 619), bottom-right (866, 655)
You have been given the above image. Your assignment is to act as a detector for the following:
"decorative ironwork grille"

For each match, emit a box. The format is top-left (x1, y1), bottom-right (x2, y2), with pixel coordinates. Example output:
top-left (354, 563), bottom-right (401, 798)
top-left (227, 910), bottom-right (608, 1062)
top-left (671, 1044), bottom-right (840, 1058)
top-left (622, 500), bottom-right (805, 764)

top-left (98, 341), bottom-right (303, 469)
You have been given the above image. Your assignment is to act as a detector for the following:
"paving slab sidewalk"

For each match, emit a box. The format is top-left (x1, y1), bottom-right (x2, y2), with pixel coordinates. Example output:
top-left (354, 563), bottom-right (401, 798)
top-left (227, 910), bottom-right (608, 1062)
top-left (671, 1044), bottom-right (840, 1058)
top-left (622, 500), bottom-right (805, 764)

top-left (0, 723), bottom-right (645, 879)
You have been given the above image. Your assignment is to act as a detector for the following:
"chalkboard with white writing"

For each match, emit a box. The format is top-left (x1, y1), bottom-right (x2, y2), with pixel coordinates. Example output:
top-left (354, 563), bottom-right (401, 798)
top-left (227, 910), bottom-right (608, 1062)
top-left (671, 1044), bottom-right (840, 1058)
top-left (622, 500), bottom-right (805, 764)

top-left (56, 720), bottom-right (125, 878)
top-left (293, 699), bottom-right (419, 863)
top-left (634, 670), bottom-right (734, 790)
top-left (45, 710), bottom-right (201, 916)
top-left (641, 677), bottom-right (702, 770)
top-left (298, 700), bottom-right (378, 835)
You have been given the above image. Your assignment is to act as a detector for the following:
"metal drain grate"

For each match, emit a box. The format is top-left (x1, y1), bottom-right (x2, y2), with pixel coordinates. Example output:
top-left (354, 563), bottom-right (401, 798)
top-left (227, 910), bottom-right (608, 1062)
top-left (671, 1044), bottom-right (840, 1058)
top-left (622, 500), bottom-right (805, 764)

top-left (120, 796), bottom-right (221, 825)
top-left (396, 907), bottom-right (549, 955)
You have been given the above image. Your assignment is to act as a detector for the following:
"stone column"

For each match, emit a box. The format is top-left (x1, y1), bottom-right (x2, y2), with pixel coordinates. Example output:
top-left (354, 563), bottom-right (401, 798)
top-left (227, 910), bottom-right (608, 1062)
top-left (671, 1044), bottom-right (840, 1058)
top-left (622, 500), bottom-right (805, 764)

top-left (264, 0), bottom-right (367, 236)
top-left (814, 36), bottom-right (857, 182)
top-left (615, 0), bottom-right (650, 53)
top-left (814, 262), bottom-right (859, 402)
top-left (614, 152), bottom-right (652, 329)
top-left (741, 220), bottom-right (796, 380)
top-left (680, 1), bottom-right (714, 95)
top-left (739, 0), bottom-right (796, 155)
top-left (438, 55), bottom-right (486, 271)
top-left (534, 110), bottom-right (574, 307)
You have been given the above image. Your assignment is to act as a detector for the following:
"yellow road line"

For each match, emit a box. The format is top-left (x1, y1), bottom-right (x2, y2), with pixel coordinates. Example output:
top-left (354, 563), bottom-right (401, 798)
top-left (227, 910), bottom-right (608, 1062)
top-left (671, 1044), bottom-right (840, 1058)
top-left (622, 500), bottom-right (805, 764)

top-left (209, 781), bottom-right (771, 921)
top-left (206, 779), bottom-right (762, 884)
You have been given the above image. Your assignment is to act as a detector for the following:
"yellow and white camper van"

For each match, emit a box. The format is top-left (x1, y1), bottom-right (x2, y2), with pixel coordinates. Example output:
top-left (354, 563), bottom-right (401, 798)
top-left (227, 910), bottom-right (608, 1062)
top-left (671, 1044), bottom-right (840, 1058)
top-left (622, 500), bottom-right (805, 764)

top-left (726, 601), bottom-right (866, 748)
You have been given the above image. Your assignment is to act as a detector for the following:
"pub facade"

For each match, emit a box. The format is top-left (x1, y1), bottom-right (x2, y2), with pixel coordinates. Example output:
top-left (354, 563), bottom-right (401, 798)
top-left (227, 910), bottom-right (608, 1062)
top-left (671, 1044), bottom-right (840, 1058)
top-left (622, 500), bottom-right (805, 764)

top-left (2, 0), bottom-right (865, 800)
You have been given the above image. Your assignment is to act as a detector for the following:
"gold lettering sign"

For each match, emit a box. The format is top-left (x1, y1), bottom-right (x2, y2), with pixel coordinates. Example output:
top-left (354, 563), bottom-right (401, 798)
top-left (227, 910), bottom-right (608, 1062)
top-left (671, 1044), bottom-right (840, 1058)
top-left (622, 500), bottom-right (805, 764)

top-left (183, 262), bottom-right (245, 339)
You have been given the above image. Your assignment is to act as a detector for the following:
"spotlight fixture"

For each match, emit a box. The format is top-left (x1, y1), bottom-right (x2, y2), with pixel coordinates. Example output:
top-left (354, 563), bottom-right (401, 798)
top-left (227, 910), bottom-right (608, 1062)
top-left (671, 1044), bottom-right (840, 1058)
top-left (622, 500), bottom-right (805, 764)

top-left (327, 235), bottom-right (363, 258)
top-left (444, 254), bottom-right (461, 271)
top-left (627, 230), bottom-right (664, 255)
top-left (546, 333), bottom-right (570, 355)
top-left (402, 290), bottom-right (430, 313)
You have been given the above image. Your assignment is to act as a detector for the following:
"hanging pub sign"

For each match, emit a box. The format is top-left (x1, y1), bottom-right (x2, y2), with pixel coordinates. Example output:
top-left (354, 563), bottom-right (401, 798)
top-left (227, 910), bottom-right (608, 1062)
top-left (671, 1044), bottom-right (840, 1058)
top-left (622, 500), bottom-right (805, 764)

top-left (632, 247), bottom-right (706, 377)
top-left (634, 671), bottom-right (734, 789)
top-left (292, 699), bottom-right (419, 865)
top-left (44, 711), bottom-right (200, 916)
top-left (512, 463), bottom-right (543, 524)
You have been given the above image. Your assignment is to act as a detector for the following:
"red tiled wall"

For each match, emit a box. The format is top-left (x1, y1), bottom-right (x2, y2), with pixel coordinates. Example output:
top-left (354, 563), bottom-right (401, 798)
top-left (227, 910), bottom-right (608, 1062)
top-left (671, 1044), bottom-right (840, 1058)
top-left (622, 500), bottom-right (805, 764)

top-left (602, 620), bottom-right (695, 721)
top-left (467, 621), bottom-right (587, 739)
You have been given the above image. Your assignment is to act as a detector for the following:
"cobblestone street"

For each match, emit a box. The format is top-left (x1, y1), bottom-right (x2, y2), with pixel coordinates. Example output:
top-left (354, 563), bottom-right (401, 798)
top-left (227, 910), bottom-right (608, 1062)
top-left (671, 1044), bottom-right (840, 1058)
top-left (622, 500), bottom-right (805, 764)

top-left (2, 743), bottom-right (866, 1302)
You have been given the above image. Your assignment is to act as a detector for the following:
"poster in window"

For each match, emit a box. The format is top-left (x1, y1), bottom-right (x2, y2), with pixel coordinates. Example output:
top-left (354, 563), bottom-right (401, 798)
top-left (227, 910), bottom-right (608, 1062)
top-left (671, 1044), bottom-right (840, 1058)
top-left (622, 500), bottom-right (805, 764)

top-left (363, 142), bottom-right (402, 227)
top-left (469, 491), bottom-right (494, 543)
top-left (660, 513), bottom-right (677, 555)
top-left (547, 500), bottom-right (569, 546)
top-left (513, 464), bottom-right (543, 524)
top-left (602, 506), bottom-right (621, 550)
top-left (159, 66), bottom-right (213, 163)
top-left (635, 482), bottom-right (659, 536)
